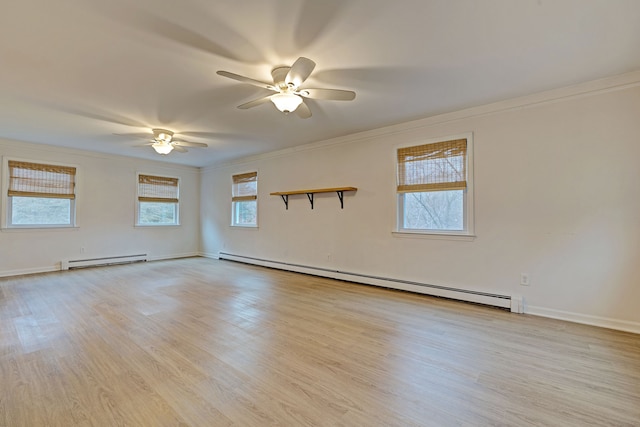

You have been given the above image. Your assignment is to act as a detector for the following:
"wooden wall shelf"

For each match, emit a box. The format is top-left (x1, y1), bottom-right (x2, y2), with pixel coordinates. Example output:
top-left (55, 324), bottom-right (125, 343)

top-left (270, 187), bottom-right (357, 210)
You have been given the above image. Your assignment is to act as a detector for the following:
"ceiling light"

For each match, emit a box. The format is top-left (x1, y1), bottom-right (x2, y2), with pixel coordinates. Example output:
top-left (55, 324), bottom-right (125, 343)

top-left (152, 142), bottom-right (174, 155)
top-left (271, 93), bottom-right (303, 113)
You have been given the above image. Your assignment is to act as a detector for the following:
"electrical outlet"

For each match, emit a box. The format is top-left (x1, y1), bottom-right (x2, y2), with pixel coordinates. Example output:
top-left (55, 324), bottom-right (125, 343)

top-left (520, 273), bottom-right (530, 286)
top-left (80, 247), bottom-right (86, 254)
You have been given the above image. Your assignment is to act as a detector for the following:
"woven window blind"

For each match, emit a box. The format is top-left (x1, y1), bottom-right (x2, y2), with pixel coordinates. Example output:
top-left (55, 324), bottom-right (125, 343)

top-left (232, 172), bottom-right (257, 202)
top-left (8, 160), bottom-right (76, 199)
top-left (138, 174), bottom-right (179, 203)
top-left (397, 138), bottom-right (467, 193)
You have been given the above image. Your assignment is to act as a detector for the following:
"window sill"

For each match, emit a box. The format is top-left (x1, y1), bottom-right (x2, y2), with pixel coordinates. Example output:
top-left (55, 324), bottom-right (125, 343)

top-left (230, 225), bottom-right (258, 229)
top-left (135, 224), bottom-right (181, 228)
top-left (392, 230), bottom-right (476, 241)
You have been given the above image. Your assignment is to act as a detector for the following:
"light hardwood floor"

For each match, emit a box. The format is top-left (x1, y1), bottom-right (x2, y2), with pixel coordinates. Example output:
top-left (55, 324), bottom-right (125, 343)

top-left (1, 257), bottom-right (639, 426)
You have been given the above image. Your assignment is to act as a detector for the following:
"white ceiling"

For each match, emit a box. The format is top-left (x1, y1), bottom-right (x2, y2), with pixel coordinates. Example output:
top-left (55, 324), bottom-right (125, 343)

top-left (2, 0), bottom-right (639, 167)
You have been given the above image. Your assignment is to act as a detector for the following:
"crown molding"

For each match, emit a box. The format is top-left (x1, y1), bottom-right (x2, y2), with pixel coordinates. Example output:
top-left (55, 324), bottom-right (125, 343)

top-left (202, 69), bottom-right (640, 172)
top-left (0, 137), bottom-right (200, 174)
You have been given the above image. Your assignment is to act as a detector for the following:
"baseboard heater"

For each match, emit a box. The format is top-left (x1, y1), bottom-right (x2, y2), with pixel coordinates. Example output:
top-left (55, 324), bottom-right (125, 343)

top-left (61, 254), bottom-right (148, 270)
top-left (218, 252), bottom-right (520, 312)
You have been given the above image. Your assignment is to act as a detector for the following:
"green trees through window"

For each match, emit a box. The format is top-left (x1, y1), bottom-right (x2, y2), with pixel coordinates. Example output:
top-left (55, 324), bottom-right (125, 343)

top-left (137, 174), bottom-right (179, 226)
top-left (138, 201), bottom-right (177, 225)
top-left (10, 196), bottom-right (71, 225)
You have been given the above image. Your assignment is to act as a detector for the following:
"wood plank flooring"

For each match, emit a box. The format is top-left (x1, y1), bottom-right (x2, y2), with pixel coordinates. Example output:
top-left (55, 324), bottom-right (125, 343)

top-left (1, 257), bottom-right (639, 426)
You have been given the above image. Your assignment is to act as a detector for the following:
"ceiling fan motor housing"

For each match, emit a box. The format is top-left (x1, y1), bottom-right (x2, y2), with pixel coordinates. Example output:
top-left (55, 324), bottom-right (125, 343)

top-left (152, 128), bottom-right (174, 143)
top-left (271, 66), bottom-right (293, 89)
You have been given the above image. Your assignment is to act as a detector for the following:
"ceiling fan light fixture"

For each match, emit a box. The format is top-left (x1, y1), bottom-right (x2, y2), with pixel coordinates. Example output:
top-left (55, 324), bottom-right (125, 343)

top-left (152, 142), bottom-right (174, 155)
top-left (271, 93), bottom-right (303, 113)
top-left (152, 128), bottom-right (173, 143)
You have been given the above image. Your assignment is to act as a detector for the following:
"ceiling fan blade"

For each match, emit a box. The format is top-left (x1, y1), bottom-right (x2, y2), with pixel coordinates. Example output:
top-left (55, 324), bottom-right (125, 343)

top-left (52, 103), bottom-right (148, 128)
top-left (295, 101), bottom-right (312, 119)
top-left (114, 132), bottom-right (154, 140)
top-left (172, 145), bottom-right (188, 153)
top-left (173, 140), bottom-right (208, 148)
top-left (286, 57), bottom-right (316, 88)
top-left (216, 71), bottom-right (275, 90)
top-left (237, 95), bottom-right (273, 109)
top-left (178, 131), bottom-right (230, 139)
top-left (299, 88), bottom-right (356, 101)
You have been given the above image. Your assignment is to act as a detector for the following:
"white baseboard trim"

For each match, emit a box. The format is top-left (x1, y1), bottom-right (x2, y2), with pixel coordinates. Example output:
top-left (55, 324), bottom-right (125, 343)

top-left (219, 252), bottom-right (513, 310)
top-left (0, 265), bottom-right (60, 278)
top-left (0, 252), bottom-right (202, 278)
top-left (199, 251), bottom-right (220, 259)
top-left (527, 305), bottom-right (640, 335)
top-left (147, 252), bottom-right (201, 262)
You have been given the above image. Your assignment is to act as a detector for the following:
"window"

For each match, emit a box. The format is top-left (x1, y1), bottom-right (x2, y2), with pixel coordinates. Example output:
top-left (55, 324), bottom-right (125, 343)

top-left (6, 160), bottom-right (76, 227)
top-left (231, 172), bottom-right (257, 227)
top-left (397, 135), bottom-right (473, 234)
top-left (137, 174), bottom-right (179, 226)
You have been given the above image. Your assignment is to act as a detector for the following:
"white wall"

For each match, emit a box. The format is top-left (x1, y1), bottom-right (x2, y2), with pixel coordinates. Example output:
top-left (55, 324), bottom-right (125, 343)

top-left (201, 73), bottom-right (640, 332)
top-left (0, 139), bottom-right (200, 276)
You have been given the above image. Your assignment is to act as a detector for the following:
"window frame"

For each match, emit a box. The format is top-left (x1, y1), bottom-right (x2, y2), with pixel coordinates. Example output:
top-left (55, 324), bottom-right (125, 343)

top-left (135, 172), bottom-right (180, 227)
top-left (395, 133), bottom-right (475, 237)
top-left (231, 171), bottom-right (258, 228)
top-left (2, 157), bottom-right (79, 229)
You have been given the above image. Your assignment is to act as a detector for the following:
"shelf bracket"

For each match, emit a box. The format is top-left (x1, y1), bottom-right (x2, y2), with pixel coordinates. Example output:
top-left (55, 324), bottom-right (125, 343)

top-left (336, 190), bottom-right (345, 209)
top-left (270, 187), bottom-right (356, 210)
top-left (280, 194), bottom-right (289, 210)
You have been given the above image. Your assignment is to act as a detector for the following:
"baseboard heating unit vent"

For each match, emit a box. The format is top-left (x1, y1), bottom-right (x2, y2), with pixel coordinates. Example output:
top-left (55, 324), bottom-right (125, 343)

top-left (61, 254), bottom-right (148, 270)
top-left (219, 252), bottom-right (520, 312)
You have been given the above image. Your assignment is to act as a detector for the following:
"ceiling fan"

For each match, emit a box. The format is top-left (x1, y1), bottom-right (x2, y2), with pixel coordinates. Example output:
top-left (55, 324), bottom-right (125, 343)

top-left (217, 57), bottom-right (356, 118)
top-left (123, 128), bottom-right (209, 155)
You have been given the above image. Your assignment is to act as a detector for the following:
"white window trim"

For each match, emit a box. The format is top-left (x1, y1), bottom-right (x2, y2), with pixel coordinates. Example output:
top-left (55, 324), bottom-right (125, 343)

top-left (1, 156), bottom-right (80, 230)
top-left (231, 171), bottom-right (258, 228)
top-left (135, 172), bottom-right (180, 227)
top-left (394, 132), bottom-right (475, 238)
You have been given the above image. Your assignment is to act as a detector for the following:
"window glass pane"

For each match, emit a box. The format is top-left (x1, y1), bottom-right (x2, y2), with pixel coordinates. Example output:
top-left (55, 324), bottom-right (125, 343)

top-left (139, 202), bottom-right (177, 225)
top-left (233, 180), bottom-right (257, 197)
top-left (234, 201), bottom-right (257, 226)
top-left (11, 196), bottom-right (71, 225)
top-left (402, 190), bottom-right (463, 231)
